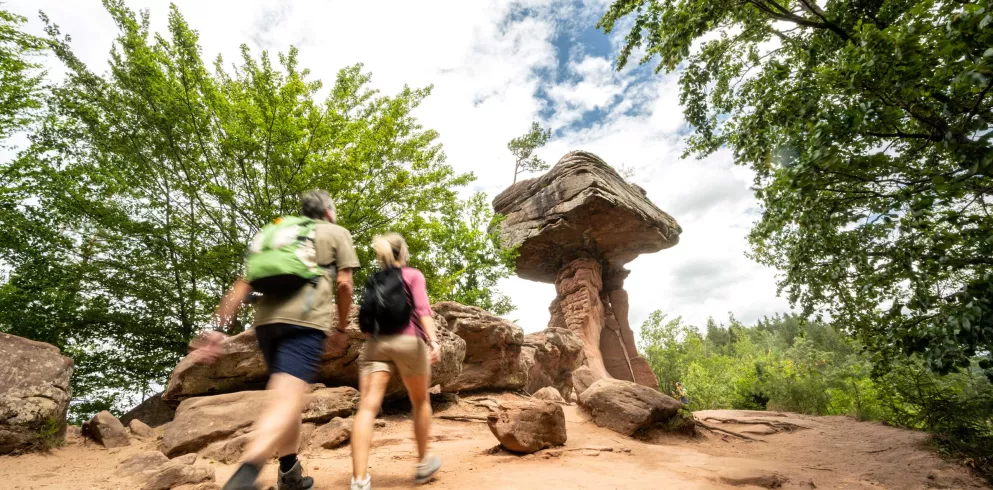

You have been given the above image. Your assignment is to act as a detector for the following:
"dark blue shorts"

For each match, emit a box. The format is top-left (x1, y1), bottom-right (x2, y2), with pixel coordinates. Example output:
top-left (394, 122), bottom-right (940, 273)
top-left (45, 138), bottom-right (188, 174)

top-left (255, 323), bottom-right (326, 383)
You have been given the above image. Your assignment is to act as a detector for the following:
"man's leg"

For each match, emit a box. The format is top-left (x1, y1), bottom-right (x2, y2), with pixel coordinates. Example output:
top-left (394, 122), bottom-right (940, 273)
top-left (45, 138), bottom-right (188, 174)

top-left (351, 370), bottom-right (391, 481)
top-left (242, 373), bottom-right (310, 465)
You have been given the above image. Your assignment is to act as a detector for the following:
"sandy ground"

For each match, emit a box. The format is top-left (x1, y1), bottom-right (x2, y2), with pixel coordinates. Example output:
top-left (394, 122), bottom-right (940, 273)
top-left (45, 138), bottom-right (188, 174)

top-left (2, 395), bottom-right (988, 490)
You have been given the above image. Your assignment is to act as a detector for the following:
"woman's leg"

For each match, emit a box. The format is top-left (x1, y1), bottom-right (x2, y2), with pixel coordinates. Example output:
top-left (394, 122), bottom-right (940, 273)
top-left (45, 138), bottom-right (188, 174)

top-left (400, 374), bottom-right (431, 460)
top-left (351, 370), bottom-right (392, 480)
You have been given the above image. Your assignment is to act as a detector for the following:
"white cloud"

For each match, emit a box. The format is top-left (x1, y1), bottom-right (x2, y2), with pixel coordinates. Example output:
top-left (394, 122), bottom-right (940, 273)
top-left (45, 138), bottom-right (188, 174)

top-left (9, 0), bottom-right (792, 340)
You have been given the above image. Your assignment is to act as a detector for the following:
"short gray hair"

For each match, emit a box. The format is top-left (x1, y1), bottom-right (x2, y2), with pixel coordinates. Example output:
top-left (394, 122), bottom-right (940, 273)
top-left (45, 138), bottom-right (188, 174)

top-left (300, 189), bottom-right (336, 221)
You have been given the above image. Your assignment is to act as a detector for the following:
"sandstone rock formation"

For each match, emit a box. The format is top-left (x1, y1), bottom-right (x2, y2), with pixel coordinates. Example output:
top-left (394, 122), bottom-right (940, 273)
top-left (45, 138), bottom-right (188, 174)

top-left (140, 460), bottom-right (214, 490)
top-left (435, 302), bottom-right (583, 396)
top-left (532, 387), bottom-right (565, 404)
top-left (494, 151), bottom-right (681, 389)
top-left (487, 400), bottom-right (566, 454)
top-left (0, 333), bottom-right (74, 454)
top-left (162, 307), bottom-right (465, 404)
top-left (122, 393), bottom-right (176, 428)
top-left (311, 417), bottom-right (352, 449)
top-left (161, 386), bottom-right (357, 457)
top-left (129, 419), bottom-right (156, 439)
top-left (578, 378), bottom-right (684, 436)
top-left (83, 411), bottom-right (131, 448)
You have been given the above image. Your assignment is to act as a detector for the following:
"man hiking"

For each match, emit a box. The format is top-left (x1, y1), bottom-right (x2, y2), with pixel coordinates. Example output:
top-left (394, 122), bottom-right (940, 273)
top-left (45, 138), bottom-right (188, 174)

top-left (191, 189), bottom-right (360, 490)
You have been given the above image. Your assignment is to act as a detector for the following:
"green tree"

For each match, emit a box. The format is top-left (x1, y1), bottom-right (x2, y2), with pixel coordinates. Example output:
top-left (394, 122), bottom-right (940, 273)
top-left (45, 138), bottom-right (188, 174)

top-left (600, 0), bottom-right (993, 377)
top-left (0, 1), bottom-right (511, 417)
top-left (508, 121), bottom-right (551, 184)
top-left (0, 7), bottom-right (44, 143)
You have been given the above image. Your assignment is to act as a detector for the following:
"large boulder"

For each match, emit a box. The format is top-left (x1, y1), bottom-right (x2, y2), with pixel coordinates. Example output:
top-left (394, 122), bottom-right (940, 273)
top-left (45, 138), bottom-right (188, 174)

top-left (532, 387), bottom-right (565, 404)
top-left (163, 307), bottom-right (465, 404)
top-left (121, 393), bottom-right (176, 428)
top-left (571, 366), bottom-right (596, 397)
top-left (83, 411), bottom-right (131, 448)
top-left (141, 460), bottom-right (214, 490)
top-left (161, 386), bottom-right (357, 457)
top-left (129, 419), bottom-right (156, 439)
top-left (0, 333), bottom-right (74, 454)
top-left (487, 400), bottom-right (567, 454)
top-left (578, 378), bottom-right (683, 436)
top-left (435, 302), bottom-right (526, 392)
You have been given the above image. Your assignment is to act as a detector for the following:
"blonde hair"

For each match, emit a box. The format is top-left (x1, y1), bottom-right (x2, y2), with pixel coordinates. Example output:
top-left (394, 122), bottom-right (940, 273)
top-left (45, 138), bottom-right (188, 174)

top-left (372, 233), bottom-right (409, 269)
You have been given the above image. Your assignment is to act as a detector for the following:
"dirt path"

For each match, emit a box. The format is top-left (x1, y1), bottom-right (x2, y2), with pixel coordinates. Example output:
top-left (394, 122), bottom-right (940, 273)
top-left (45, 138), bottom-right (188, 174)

top-left (2, 400), bottom-right (987, 489)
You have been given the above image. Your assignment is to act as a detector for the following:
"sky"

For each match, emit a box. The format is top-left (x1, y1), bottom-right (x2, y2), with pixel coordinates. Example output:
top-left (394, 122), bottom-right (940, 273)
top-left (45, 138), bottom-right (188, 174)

top-left (9, 0), bottom-right (793, 336)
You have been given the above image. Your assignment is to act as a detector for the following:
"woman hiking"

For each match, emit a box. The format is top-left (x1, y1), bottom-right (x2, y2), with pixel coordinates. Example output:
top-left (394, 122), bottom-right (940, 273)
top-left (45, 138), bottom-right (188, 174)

top-left (350, 233), bottom-right (442, 490)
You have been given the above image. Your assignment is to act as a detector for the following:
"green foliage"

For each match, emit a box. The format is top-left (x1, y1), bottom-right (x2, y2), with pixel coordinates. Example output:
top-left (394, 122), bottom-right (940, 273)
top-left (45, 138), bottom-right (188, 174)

top-left (0, 2), bottom-right (512, 418)
top-left (600, 0), bottom-right (993, 379)
top-left (0, 7), bottom-right (44, 143)
top-left (640, 310), bottom-right (993, 482)
top-left (508, 121), bottom-right (551, 184)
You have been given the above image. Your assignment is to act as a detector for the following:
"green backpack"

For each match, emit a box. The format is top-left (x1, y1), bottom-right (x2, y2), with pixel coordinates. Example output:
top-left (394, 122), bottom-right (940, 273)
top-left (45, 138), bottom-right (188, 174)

top-left (245, 216), bottom-right (327, 295)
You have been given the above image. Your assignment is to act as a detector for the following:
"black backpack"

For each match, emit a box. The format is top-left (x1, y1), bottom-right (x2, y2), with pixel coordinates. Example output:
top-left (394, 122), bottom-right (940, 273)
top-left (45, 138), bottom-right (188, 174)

top-left (358, 267), bottom-right (412, 336)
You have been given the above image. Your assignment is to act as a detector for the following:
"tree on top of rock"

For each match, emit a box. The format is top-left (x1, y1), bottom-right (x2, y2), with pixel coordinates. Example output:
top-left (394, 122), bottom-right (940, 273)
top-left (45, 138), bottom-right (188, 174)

top-left (508, 121), bottom-right (551, 184)
top-left (599, 0), bottom-right (993, 379)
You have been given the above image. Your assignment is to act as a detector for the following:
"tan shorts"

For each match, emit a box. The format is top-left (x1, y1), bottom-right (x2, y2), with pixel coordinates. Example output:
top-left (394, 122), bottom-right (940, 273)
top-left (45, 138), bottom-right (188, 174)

top-left (358, 334), bottom-right (430, 379)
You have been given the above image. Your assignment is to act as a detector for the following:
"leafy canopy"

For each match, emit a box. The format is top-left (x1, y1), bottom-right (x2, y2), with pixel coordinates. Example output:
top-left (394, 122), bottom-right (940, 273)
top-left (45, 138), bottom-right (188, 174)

top-left (508, 121), bottom-right (551, 184)
top-left (601, 0), bottom-right (993, 377)
top-left (0, 8), bottom-right (44, 142)
top-left (0, 1), bottom-right (512, 417)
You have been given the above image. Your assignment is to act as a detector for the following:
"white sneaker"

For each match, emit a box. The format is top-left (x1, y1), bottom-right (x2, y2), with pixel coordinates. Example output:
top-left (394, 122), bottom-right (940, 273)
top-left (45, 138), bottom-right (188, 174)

top-left (415, 455), bottom-right (441, 484)
top-left (350, 475), bottom-right (371, 490)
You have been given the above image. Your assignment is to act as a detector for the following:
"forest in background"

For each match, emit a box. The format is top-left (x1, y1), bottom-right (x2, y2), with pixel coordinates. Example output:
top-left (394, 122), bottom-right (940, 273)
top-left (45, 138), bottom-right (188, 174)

top-left (640, 311), bottom-right (993, 480)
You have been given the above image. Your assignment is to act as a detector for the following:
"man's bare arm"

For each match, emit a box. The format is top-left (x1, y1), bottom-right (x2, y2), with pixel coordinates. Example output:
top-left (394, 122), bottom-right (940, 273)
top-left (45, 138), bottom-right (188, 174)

top-left (335, 268), bottom-right (354, 332)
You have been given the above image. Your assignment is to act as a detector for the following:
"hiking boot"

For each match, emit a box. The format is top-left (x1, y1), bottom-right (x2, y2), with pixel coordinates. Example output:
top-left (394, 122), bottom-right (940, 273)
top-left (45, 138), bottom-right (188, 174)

top-left (277, 461), bottom-right (314, 490)
top-left (350, 474), bottom-right (371, 490)
top-left (415, 454), bottom-right (441, 484)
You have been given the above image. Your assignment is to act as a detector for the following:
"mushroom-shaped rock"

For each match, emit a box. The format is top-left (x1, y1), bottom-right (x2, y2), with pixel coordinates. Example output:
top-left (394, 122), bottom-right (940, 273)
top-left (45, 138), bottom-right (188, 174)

top-left (494, 151), bottom-right (680, 389)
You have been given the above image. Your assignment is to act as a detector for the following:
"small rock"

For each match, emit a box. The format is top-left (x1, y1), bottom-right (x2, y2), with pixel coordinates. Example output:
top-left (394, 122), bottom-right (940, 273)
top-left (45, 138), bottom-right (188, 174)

top-left (312, 417), bottom-right (352, 449)
top-left (65, 425), bottom-right (83, 444)
top-left (109, 448), bottom-right (122, 454)
top-left (532, 387), bottom-right (566, 404)
top-left (581, 450), bottom-right (600, 457)
top-left (129, 419), bottom-right (157, 439)
top-left (141, 462), bottom-right (214, 490)
top-left (83, 411), bottom-right (131, 448)
top-left (200, 434), bottom-right (252, 464)
top-left (172, 453), bottom-right (197, 465)
top-left (718, 468), bottom-right (786, 489)
top-left (116, 451), bottom-right (169, 476)
top-left (374, 420), bottom-right (387, 429)
top-left (487, 400), bottom-right (567, 454)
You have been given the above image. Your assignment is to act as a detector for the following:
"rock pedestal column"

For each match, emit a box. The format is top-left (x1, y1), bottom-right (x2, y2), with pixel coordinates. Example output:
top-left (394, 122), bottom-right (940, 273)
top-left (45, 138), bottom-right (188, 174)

top-left (604, 273), bottom-right (660, 389)
top-left (549, 258), bottom-right (609, 380)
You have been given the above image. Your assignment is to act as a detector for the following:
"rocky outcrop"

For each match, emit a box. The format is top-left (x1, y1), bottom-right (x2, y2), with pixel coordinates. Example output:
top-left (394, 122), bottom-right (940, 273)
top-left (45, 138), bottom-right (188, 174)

top-left (129, 419), bottom-right (156, 439)
top-left (163, 307), bottom-right (465, 404)
top-left (494, 151), bottom-right (680, 390)
top-left (122, 393), bottom-right (176, 428)
top-left (83, 411), bottom-right (130, 448)
top-left (433, 303), bottom-right (584, 396)
top-left (161, 386), bottom-right (357, 457)
top-left (0, 333), bottom-right (74, 454)
top-left (116, 451), bottom-right (170, 477)
top-left (487, 400), bottom-right (566, 453)
top-left (578, 378), bottom-right (683, 436)
top-left (435, 302), bottom-right (525, 392)
top-left (520, 328), bottom-right (585, 398)
top-left (532, 387), bottom-right (565, 403)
